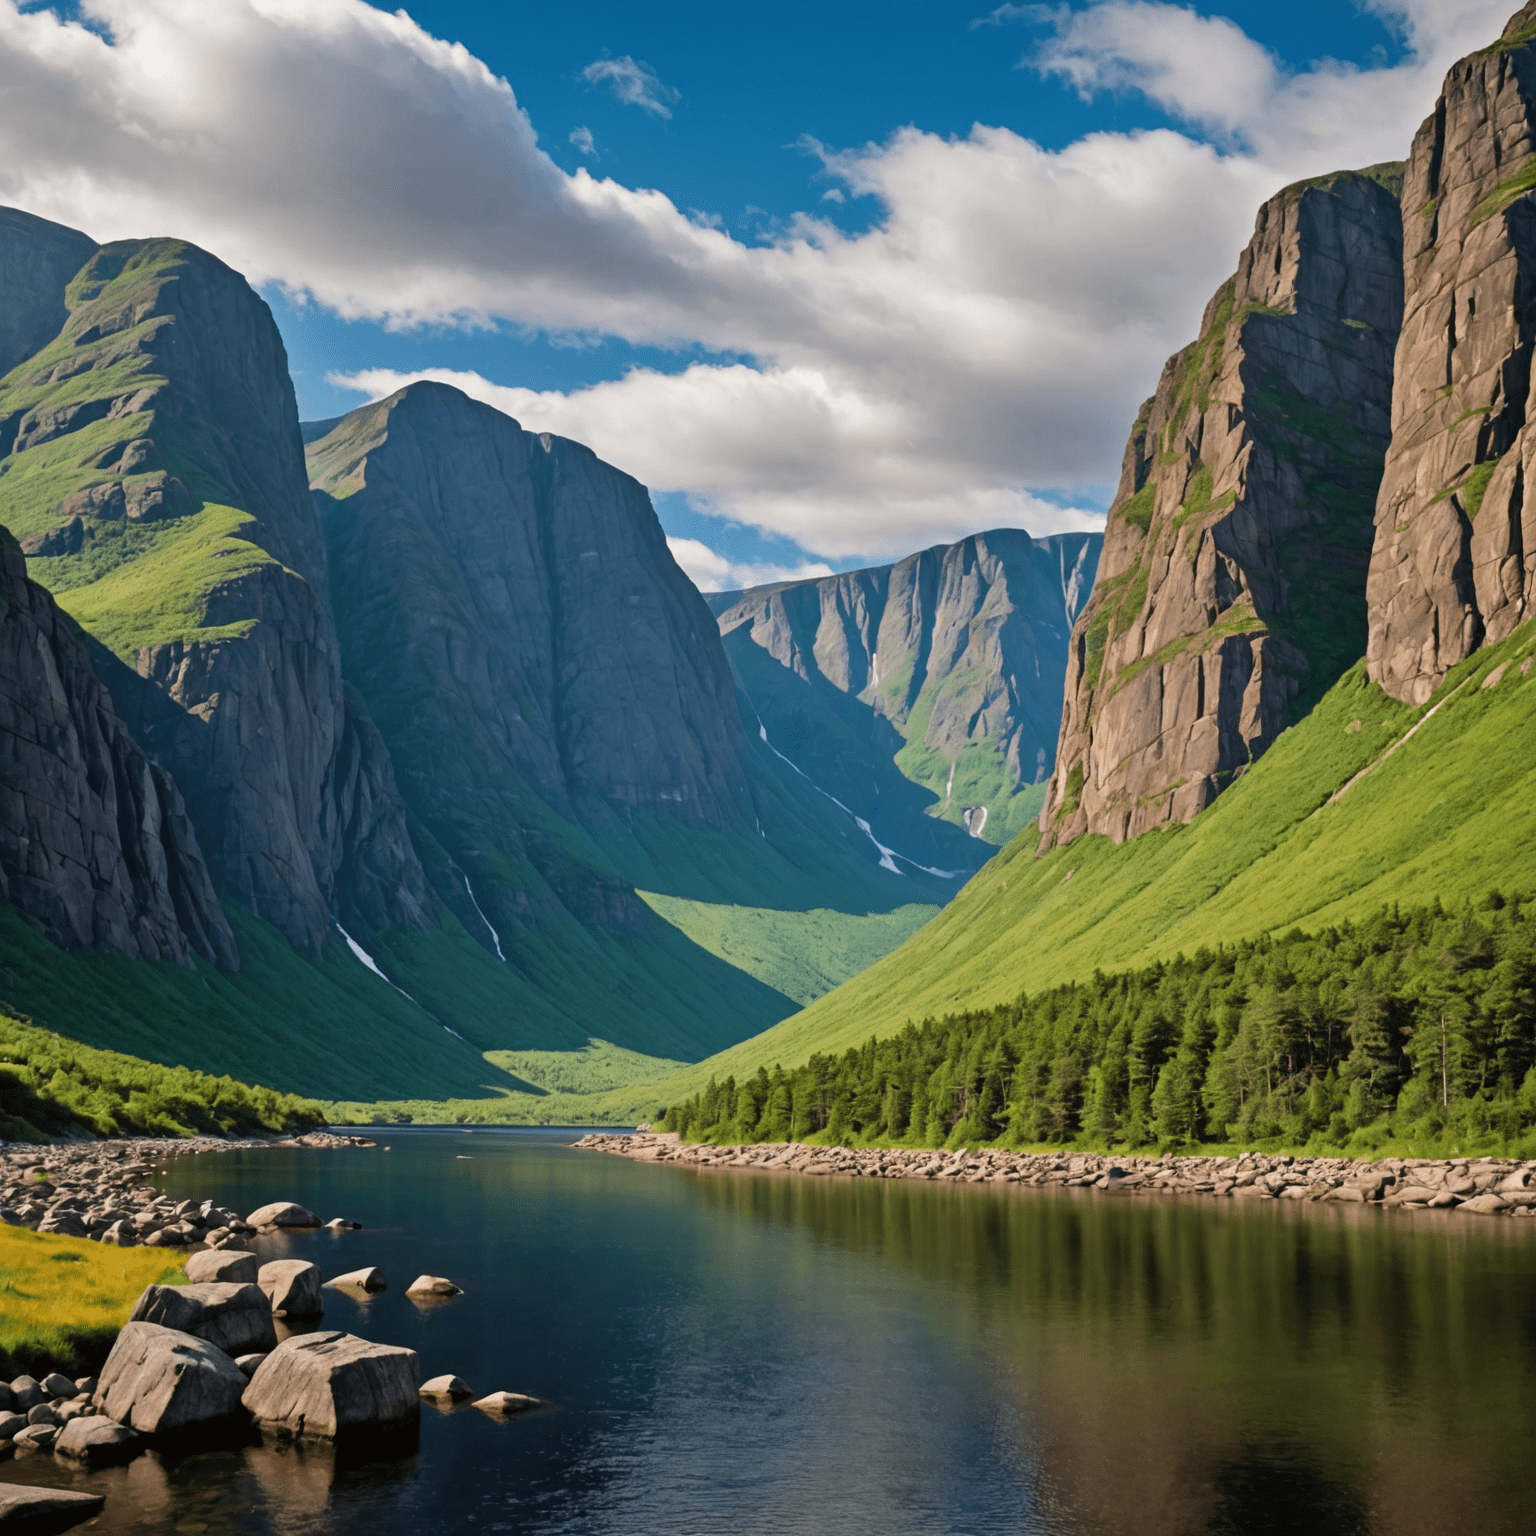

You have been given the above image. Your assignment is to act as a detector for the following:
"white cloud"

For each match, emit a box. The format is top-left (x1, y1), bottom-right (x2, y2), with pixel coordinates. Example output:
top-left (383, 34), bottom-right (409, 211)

top-left (569, 124), bottom-right (596, 156)
top-left (665, 538), bottom-right (835, 594)
top-left (582, 55), bottom-right (679, 118)
top-left (0, 0), bottom-right (1515, 561)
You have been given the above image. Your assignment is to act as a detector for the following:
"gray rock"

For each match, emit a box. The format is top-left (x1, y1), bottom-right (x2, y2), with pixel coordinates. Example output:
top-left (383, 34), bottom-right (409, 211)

top-left (35, 1211), bottom-right (87, 1238)
top-left (24, 1405), bottom-right (57, 1427)
top-left (8, 1378), bottom-right (42, 1410)
top-left (10, 1423), bottom-right (56, 1452)
top-left (323, 1266), bottom-right (385, 1292)
top-left (234, 1353), bottom-right (268, 1379)
top-left (38, 1374), bottom-right (73, 1399)
top-left (242, 1331), bottom-right (419, 1440)
top-left (185, 1249), bottom-right (259, 1285)
top-left (54, 1414), bottom-right (141, 1467)
top-left (94, 1321), bottom-right (248, 1435)
top-left (98, 1219), bottom-right (138, 1247)
top-left (246, 1202), bottom-right (320, 1230)
top-left (1459, 1193), bottom-right (1511, 1215)
top-left (0, 1413), bottom-right (25, 1442)
top-left (405, 1275), bottom-right (462, 1298)
top-left (472, 1391), bottom-right (542, 1415)
top-left (129, 1281), bottom-right (277, 1356)
top-left (258, 1259), bottom-right (324, 1317)
top-left (0, 1482), bottom-right (104, 1531)
top-left (1042, 167), bottom-right (1403, 846)
top-left (419, 1374), bottom-right (472, 1400)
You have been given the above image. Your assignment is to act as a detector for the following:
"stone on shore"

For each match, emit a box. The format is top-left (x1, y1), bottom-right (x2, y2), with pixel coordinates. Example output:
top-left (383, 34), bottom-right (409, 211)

top-left (405, 1275), bottom-right (462, 1297)
top-left (473, 1391), bottom-right (542, 1415)
top-left (11, 1424), bottom-right (57, 1452)
top-left (242, 1331), bottom-right (419, 1440)
top-left (324, 1266), bottom-right (386, 1292)
top-left (129, 1282), bottom-right (277, 1356)
top-left (0, 1483), bottom-right (104, 1531)
top-left (38, 1374), bottom-right (74, 1400)
top-left (95, 1321), bottom-right (248, 1435)
top-left (0, 1414), bottom-right (25, 1442)
top-left (258, 1260), bottom-right (324, 1317)
top-left (8, 1378), bottom-right (42, 1411)
top-left (186, 1250), bottom-right (259, 1285)
top-left (55, 1415), bottom-right (142, 1467)
top-left (324, 1218), bottom-right (362, 1231)
top-left (246, 1202), bottom-right (321, 1230)
top-left (420, 1374), bottom-right (473, 1399)
top-left (1459, 1193), bottom-right (1510, 1215)
top-left (234, 1353), bottom-right (268, 1379)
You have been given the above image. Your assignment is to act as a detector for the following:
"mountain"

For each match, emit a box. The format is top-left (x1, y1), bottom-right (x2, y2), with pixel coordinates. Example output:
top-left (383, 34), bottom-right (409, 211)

top-left (1369, 3), bottom-right (1536, 702)
top-left (1041, 167), bottom-right (1404, 846)
top-left (305, 382), bottom-right (970, 1033)
top-left (710, 529), bottom-right (1100, 855)
top-left (0, 217), bottom-right (431, 954)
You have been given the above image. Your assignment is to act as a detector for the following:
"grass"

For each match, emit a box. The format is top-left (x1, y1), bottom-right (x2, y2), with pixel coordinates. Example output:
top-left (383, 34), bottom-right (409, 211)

top-left (0, 1227), bottom-right (184, 1376)
top-left (484, 1038), bottom-right (688, 1096)
top-left (636, 894), bottom-right (942, 1006)
top-left (1472, 158), bottom-right (1536, 223)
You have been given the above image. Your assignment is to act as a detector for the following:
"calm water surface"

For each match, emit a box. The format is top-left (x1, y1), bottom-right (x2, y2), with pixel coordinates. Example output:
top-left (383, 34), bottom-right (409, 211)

top-left (4, 1129), bottom-right (1536, 1535)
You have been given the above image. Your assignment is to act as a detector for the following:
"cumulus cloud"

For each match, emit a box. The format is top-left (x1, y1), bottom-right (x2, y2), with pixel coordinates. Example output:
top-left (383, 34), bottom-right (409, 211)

top-left (0, 0), bottom-right (1514, 561)
top-left (665, 538), bottom-right (835, 593)
top-left (569, 125), bottom-right (596, 156)
top-left (582, 55), bottom-right (680, 118)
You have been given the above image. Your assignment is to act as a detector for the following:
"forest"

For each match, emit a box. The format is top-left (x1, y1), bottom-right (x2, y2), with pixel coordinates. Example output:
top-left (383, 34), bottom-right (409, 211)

top-left (661, 895), bottom-right (1536, 1156)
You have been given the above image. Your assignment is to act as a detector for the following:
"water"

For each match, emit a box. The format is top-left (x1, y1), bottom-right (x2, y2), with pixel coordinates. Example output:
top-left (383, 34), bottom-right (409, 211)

top-left (5, 1129), bottom-right (1536, 1535)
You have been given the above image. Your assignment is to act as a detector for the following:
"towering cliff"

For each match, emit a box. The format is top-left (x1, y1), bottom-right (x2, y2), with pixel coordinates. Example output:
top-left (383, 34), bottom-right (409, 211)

top-left (0, 220), bottom-right (431, 952)
top-left (0, 526), bottom-right (235, 968)
top-left (1041, 167), bottom-right (1404, 847)
top-left (1368, 4), bottom-right (1536, 703)
top-left (712, 530), bottom-right (1099, 850)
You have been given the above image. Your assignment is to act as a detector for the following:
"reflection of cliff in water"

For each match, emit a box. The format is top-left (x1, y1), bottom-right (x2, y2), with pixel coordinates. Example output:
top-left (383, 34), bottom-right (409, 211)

top-left (678, 1167), bottom-right (1536, 1535)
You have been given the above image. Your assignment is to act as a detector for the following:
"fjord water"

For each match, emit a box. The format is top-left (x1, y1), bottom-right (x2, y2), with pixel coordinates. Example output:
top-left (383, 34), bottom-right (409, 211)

top-left (6, 1134), bottom-right (1536, 1534)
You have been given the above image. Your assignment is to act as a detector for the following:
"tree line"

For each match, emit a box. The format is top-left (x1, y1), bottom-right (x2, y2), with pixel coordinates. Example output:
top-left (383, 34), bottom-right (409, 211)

top-left (661, 896), bottom-right (1536, 1155)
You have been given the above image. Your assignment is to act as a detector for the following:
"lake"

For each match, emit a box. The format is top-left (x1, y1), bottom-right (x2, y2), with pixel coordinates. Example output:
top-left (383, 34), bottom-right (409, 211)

top-left (3, 1128), bottom-right (1536, 1535)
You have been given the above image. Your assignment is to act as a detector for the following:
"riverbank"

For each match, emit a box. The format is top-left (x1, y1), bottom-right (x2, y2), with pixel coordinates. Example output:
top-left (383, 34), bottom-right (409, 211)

top-left (576, 1134), bottom-right (1536, 1215)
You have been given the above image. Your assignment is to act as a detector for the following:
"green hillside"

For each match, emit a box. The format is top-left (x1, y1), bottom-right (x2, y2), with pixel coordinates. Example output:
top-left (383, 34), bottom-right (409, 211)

top-left (352, 612), bottom-right (1533, 1128)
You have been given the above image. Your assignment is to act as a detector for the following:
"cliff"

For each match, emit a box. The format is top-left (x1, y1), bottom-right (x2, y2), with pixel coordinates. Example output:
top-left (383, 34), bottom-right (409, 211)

top-left (1368, 3), bottom-right (1536, 703)
top-left (0, 222), bottom-right (432, 952)
top-left (0, 526), bottom-right (235, 968)
top-left (1041, 167), bottom-right (1404, 846)
top-left (712, 530), bottom-right (1100, 850)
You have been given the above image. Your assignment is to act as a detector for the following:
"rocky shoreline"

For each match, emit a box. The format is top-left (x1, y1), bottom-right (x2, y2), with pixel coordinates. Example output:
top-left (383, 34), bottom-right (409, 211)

top-left (576, 1134), bottom-right (1536, 1216)
top-left (0, 1133), bottom-right (536, 1533)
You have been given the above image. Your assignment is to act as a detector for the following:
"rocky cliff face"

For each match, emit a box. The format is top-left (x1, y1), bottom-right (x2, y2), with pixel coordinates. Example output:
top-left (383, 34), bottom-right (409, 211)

top-left (0, 223), bottom-right (431, 951)
top-left (0, 527), bottom-right (235, 967)
top-left (1041, 167), bottom-right (1404, 847)
top-left (1368, 4), bottom-right (1536, 703)
top-left (713, 529), bottom-right (1100, 847)
top-left (310, 382), bottom-right (763, 946)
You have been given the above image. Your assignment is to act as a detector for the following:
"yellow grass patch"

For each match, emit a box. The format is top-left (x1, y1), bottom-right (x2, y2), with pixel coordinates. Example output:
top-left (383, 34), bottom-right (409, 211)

top-left (0, 1225), bottom-right (184, 1375)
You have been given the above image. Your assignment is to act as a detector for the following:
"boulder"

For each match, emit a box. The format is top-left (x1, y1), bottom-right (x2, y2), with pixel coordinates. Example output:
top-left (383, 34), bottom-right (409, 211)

top-left (405, 1275), bottom-right (462, 1298)
top-left (8, 1377), bottom-right (42, 1410)
top-left (35, 1211), bottom-right (87, 1238)
top-left (24, 1405), bottom-right (57, 1427)
top-left (11, 1423), bottom-right (57, 1451)
top-left (323, 1267), bottom-right (386, 1293)
top-left (72, 1377), bottom-right (96, 1396)
top-left (0, 1413), bottom-right (25, 1442)
top-left (1459, 1193), bottom-right (1511, 1216)
top-left (129, 1281), bottom-right (277, 1356)
top-left (234, 1353), bottom-right (268, 1379)
top-left (243, 1332), bottom-right (418, 1440)
top-left (94, 1321), bottom-right (248, 1435)
top-left (419, 1374), bottom-right (472, 1400)
top-left (39, 1373), bottom-right (74, 1399)
top-left (246, 1202), bottom-right (321, 1230)
top-left (324, 1218), bottom-right (362, 1231)
top-left (258, 1260), bottom-right (324, 1317)
top-left (55, 1414), bottom-right (142, 1467)
top-left (472, 1391), bottom-right (542, 1415)
top-left (0, 1483), bottom-right (104, 1530)
top-left (185, 1250), bottom-right (259, 1285)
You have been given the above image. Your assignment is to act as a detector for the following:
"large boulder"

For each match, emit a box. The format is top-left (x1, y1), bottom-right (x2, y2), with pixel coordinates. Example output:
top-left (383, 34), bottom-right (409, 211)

top-left (0, 1483), bottom-right (104, 1531)
top-left (94, 1321), bottom-right (247, 1435)
top-left (257, 1259), bottom-right (323, 1317)
top-left (246, 1202), bottom-right (320, 1230)
top-left (185, 1250), bottom-right (259, 1285)
top-left (54, 1414), bottom-right (142, 1466)
top-left (324, 1266), bottom-right (386, 1293)
top-left (129, 1282), bottom-right (277, 1356)
top-left (242, 1331), bottom-right (418, 1440)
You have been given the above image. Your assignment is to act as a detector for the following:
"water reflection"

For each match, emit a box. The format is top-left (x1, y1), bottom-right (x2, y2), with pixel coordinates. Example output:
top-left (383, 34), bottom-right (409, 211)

top-left (1, 1132), bottom-right (1532, 1535)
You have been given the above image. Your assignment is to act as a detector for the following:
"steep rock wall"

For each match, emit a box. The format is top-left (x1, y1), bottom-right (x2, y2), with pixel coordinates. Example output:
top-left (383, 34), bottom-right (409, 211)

top-left (1042, 167), bottom-right (1404, 847)
top-left (0, 527), bottom-right (235, 967)
top-left (1368, 4), bottom-right (1536, 702)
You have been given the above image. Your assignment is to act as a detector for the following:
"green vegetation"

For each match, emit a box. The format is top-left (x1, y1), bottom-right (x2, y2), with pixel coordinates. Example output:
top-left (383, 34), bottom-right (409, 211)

top-left (1478, 20), bottom-right (1536, 57)
top-left (661, 896), bottom-right (1536, 1159)
top-left (1472, 157), bottom-right (1536, 223)
top-left (562, 617), bottom-right (1536, 1127)
top-left (1119, 481), bottom-right (1156, 533)
top-left (0, 1008), bottom-right (322, 1140)
top-left (637, 895), bottom-right (942, 1006)
top-left (484, 1038), bottom-right (687, 1096)
top-left (0, 1227), bottom-right (185, 1376)
top-left (1463, 455), bottom-right (1502, 519)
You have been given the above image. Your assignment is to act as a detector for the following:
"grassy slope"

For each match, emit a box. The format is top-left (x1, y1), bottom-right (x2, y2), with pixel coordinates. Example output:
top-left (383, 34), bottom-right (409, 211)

top-left (475, 615), bottom-right (1536, 1125)
top-left (0, 1227), bottom-right (184, 1376)
top-left (638, 894), bottom-right (941, 1007)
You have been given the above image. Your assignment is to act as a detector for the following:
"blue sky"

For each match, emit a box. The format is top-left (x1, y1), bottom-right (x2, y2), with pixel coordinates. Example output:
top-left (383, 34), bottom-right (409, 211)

top-left (0, 0), bottom-right (1512, 586)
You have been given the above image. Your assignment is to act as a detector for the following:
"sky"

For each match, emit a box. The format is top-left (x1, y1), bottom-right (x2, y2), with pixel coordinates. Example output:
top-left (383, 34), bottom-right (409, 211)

top-left (0, 0), bottom-right (1521, 588)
